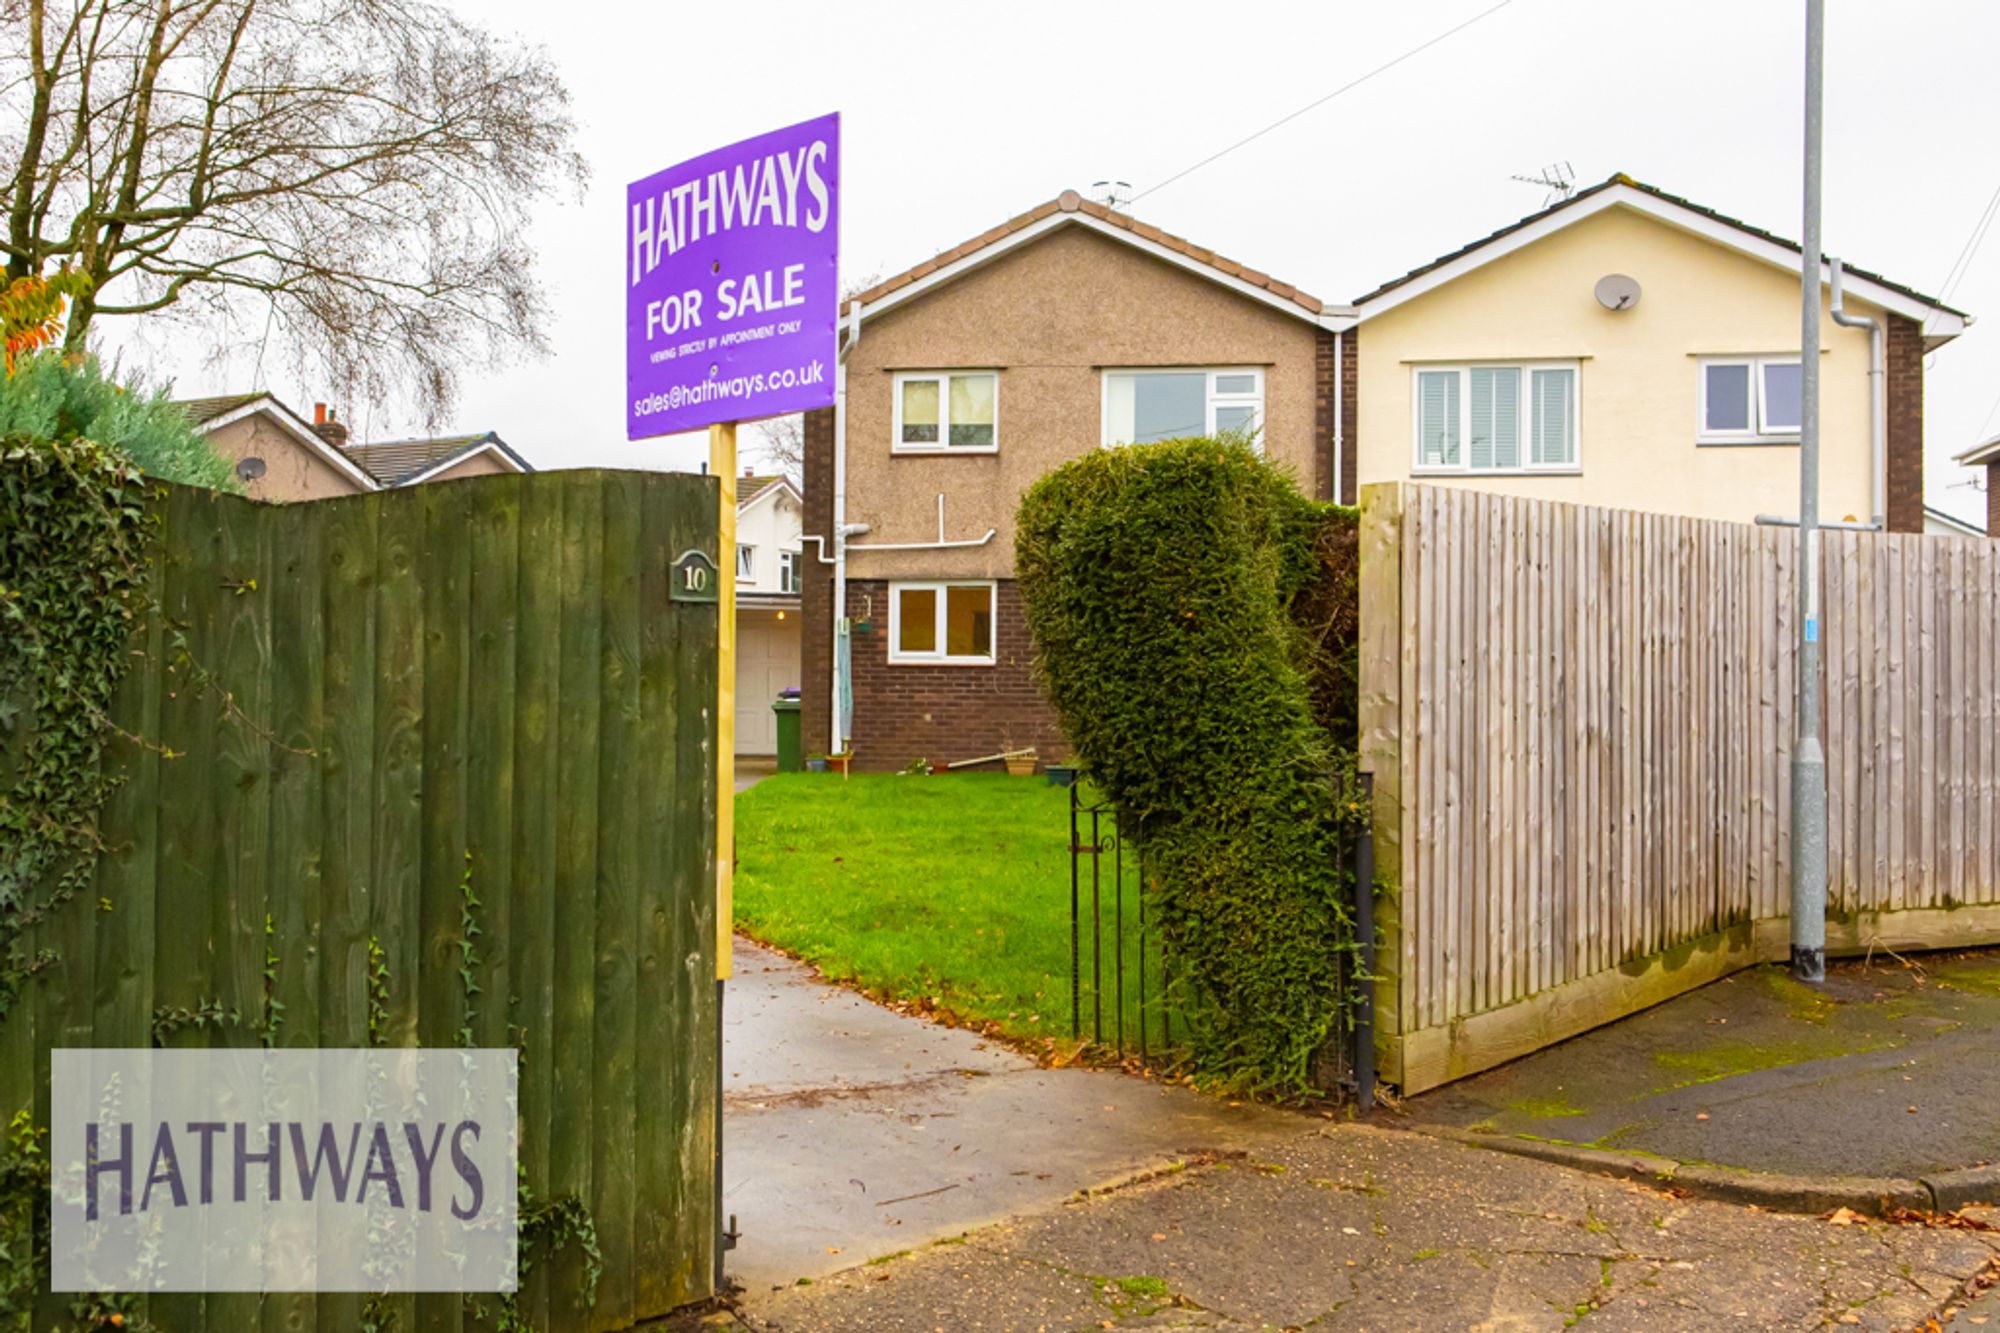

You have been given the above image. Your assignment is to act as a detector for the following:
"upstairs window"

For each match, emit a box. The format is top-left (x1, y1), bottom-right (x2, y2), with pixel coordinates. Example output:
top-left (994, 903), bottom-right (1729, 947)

top-left (737, 544), bottom-right (755, 579)
top-left (1413, 363), bottom-right (1577, 472)
top-left (894, 372), bottom-right (999, 452)
top-left (778, 550), bottom-right (799, 593)
top-left (888, 582), bottom-right (995, 665)
top-left (1699, 357), bottom-right (1802, 443)
top-left (1102, 369), bottom-right (1264, 446)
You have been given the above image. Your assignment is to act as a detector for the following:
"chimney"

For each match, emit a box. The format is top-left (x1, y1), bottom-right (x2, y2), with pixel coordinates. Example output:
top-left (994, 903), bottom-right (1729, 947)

top-left (744, 465), bottom-right (755, 478)
top-left (312, 403), bottom-right (350, 448)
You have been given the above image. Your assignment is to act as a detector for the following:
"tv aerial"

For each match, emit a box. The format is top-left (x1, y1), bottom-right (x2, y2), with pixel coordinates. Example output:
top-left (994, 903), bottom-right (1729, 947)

top-left (1092, 180), bottom-right (1133, 209)
top-left (1510, 162), bottom-right (1576, 207)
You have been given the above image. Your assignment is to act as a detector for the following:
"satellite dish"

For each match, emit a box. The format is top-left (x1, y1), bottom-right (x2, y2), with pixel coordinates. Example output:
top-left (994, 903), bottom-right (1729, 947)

top-left (1594, 274), bottom-right (1641, 311)
top-left (235, 456), bottom-right (267, 482)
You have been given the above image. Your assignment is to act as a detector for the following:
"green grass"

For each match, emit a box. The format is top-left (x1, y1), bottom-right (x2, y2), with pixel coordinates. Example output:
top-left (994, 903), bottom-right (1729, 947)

top-left (734, 773), bottom-right (1094, 1045)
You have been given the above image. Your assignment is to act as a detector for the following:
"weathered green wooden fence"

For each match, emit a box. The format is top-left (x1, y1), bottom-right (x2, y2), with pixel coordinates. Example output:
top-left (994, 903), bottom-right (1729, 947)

top-left (2, 469), bottom-right (720, 1331)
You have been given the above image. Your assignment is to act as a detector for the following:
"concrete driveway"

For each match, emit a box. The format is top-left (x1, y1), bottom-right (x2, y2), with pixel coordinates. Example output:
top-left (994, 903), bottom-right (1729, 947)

top-left (721, 937), bottom-right (1305, 1299)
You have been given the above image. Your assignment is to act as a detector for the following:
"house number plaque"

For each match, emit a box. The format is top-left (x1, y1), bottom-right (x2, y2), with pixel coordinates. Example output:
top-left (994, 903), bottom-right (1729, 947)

top-left (669, 549), bottom-right (720, 604)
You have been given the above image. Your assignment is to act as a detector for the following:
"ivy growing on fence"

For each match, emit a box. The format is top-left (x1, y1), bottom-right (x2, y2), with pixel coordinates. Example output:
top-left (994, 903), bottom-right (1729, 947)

top-left (1016, 437), bottom-right (1365, 1095)
top-left (0, 434), bottom-right (154, 1020)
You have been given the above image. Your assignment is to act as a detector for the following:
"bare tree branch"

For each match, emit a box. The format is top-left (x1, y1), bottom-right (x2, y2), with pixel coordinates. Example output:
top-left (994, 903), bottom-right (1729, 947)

top-left (1, 0), bottom-right (587, 420)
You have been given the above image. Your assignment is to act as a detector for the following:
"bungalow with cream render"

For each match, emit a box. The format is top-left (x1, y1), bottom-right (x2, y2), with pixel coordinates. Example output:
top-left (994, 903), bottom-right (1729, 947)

top-left (798, 176), bottom-right (1972, 773)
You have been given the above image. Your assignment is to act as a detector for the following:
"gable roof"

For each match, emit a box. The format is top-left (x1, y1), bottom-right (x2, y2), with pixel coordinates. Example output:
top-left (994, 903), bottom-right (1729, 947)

top-left (1352, 174), bottom-right (1971, 347)
top-left (341, 431), bottom-right (532, 486)
top-left (843, 189), bottom-right (1348, 330)
top-left (176, 392), bottom-right (269, 427)
top-left (737, 474), bottom-right (797, 510)
top-left (173, 390), bottom-right (381, 492)
top-left (1925, 504), bottom-right (1986, 538)
top-left (1954, 432), bottom-right (2000, 469)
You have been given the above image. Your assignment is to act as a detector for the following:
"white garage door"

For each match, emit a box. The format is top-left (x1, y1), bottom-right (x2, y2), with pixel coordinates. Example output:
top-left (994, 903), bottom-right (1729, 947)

top-left (736, 609), bottom-right (802, 755)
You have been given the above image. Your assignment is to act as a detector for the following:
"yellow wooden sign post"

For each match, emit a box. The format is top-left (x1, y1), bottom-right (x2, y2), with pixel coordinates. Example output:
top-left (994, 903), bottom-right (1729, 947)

top-left (711, 422), bottom-right (737, 984)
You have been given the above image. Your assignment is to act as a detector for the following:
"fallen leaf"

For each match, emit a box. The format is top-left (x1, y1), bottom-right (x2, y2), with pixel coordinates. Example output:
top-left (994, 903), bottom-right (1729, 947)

top-left (1695, 1113), bottom-right (1709, 1121)
top-left (1151, 1232), bottom-right (1167, 1242)
top-left (1826, 1207), bottom-right (1863, 1227)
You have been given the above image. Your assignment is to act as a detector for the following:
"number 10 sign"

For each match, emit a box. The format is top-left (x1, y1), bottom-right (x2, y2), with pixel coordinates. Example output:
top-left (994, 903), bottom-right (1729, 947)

top-left (669, 549), bottom-right (720, 604)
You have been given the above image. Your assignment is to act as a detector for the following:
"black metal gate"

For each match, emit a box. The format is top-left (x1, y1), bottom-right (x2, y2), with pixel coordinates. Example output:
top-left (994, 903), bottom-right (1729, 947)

top-left (1067, 787), bottom-right (1178, 1063)
top-left (1065, 774), bottom-right (1378, 1105)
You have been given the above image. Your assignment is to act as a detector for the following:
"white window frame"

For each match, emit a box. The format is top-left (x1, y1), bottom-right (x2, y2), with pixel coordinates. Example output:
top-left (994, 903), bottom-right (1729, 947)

top-left (886, 580), bottom-right (997, 666)
top-left (891, 371), bottom-right (1001, 455)
top-left (1408, 361), bottom-right (1581, 475)
top-left (1697, 355), bottom-right (1802, 445)
top-left (736, 543), bottom-right (755, 580)
top-left (1099, 368), bottom-right (1266, 448)
top-left (778, 550), bottom-right (799, 594)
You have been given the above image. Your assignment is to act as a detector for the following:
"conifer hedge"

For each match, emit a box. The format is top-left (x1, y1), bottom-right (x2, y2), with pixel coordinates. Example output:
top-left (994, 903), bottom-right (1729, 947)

top-left (1016, 438), bottom-right (1364, 1094)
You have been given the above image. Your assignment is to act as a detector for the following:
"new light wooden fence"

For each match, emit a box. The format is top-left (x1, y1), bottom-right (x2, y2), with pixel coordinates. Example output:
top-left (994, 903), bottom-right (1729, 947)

top-left (1, 470), bottom-right (719, 1330)
top-left (1360, 483), bottom-right (2000, 1094)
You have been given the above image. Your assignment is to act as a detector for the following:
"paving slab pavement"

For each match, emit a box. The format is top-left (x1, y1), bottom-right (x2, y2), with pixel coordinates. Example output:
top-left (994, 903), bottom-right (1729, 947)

top-left (721, 938), bottom-right (1307, 1299)
top-left (736, 1121), bottom-right (2000, 1332)
top-left (1401, 950), bottom-right (2000, 1184)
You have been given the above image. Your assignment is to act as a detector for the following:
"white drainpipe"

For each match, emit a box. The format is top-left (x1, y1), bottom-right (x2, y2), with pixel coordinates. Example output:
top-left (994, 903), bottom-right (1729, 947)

top-left (1332, 328), bottom-right (1345, 503)
top-left (1828, 257), bottom-right (1885, 530)
top-left (845, 493), bottom-right (997, 550)
top-left (830, 299), bottom-right (860, 753)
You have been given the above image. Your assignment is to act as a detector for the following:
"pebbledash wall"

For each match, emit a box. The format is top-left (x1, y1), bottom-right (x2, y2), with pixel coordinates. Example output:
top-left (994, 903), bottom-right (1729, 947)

top-left (804, 221), bottom-right (1337, 772)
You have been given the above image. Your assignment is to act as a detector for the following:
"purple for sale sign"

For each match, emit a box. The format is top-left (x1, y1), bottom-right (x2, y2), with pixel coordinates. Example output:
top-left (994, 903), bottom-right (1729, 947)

top-left (626, 113), bottom-right (839, 439)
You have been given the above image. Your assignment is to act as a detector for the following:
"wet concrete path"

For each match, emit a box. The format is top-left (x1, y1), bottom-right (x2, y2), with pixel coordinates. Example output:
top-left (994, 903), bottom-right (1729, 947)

top-left (720, 937), bottom-right (1304, 1299)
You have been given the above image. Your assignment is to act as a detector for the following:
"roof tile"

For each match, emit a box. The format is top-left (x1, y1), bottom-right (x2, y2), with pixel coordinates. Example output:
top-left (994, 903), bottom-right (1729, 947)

top-left (842, 193), bottom-right (1326, 318)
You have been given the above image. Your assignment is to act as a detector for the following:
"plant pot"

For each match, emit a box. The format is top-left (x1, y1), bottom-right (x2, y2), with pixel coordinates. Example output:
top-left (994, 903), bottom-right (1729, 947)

top-left (1003, 752), bottom-right (1037, 777)
top-left (1045, 764), bottom-right (1078, 788)
top-left (805, 758), bottom-right (828, 773)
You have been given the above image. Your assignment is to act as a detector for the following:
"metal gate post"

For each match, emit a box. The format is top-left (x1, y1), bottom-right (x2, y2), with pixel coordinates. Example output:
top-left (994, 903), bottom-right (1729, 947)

top-left (1353, 772), bottom-right (1377, 1111)
top-left (1069, 784), bottom-right (1081, 1040)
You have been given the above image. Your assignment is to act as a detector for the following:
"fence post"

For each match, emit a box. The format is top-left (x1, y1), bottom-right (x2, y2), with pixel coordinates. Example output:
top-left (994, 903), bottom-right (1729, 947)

top-left (1357, 483), bottom-right (1406, 1091)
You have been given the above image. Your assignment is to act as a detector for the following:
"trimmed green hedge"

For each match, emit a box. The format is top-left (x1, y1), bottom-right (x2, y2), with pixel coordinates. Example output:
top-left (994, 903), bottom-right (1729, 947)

top-left (1016, 438), bottom-right (1362, 1093)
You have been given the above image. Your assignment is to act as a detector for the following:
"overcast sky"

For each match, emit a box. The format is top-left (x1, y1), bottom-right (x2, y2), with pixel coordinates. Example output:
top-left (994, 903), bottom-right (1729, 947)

top-left (138, 0), bottom-right (2000, 524)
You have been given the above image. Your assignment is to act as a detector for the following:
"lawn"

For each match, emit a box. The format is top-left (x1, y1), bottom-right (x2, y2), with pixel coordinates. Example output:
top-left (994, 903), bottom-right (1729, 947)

top-left (734, 773), bottom-right (1142, 1049)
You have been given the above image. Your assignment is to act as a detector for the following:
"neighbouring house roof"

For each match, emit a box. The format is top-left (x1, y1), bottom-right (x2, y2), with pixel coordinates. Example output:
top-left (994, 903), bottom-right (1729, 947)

top-left (1352, 174), bottom-right (1972, 348)
top-left (738, 474), bottom-right (798, 510)
top-left (1925, 503), bottom-right (1986, 538)
top-left (340, 431), bottom-right (532, 486)
top-left (172, 390), bottom-right (381, 492)
top-left (842, 189), bottom-right (1348, 330)
top-left (175, 392), bottom-right (270, 427)
top-left (1954, 433), bottom-right (2000, 469)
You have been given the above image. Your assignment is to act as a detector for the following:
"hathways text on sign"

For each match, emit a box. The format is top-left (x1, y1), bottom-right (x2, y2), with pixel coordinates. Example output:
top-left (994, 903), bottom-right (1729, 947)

top-left (52, 1049), bottom-right (518, 1293)
top-left (626, 112), bottom-right (839, 439)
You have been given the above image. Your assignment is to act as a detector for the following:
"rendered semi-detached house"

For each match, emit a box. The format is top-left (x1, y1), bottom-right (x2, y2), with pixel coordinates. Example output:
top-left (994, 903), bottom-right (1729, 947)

top-left (800, 177), bottom-right (1971, 774)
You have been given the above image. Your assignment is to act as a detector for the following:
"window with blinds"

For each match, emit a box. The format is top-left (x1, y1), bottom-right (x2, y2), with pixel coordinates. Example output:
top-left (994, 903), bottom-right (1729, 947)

top-left (1697, 356), bottom-right (1802, 444)
top-left (1412, 363), bottom-right (1578, 473)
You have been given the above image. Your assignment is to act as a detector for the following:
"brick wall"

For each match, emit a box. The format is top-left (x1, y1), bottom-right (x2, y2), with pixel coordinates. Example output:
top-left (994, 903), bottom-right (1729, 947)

top-left (1313, 328), bottom-right (1336, 502)
top-left (799, 406), bottom-right (836, 755)
top-left (1885, 313), bottom-right (1925, 534)
top-left (1339, 325), bottom-right (1359, 506)
top-left (844, 578), bottom-right (1065, 773)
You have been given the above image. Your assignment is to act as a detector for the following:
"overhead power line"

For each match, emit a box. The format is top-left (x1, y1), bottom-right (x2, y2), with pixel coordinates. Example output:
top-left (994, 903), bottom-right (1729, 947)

top-left (1131, 0), bottom-right (1519, 205)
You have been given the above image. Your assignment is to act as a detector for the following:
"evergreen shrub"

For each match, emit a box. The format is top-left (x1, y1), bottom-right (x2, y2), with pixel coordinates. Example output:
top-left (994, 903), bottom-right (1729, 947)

top-left (1016, 437), bottom-right (1363, 1093)
top-left (0, 353), bottom-right (235, 491)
